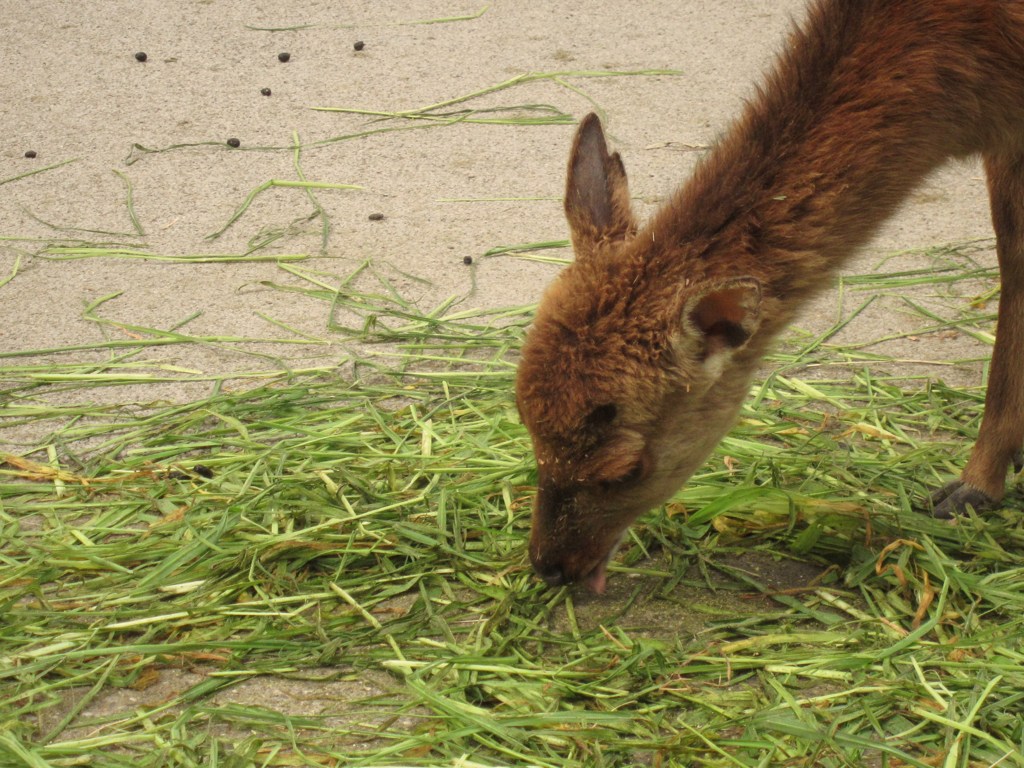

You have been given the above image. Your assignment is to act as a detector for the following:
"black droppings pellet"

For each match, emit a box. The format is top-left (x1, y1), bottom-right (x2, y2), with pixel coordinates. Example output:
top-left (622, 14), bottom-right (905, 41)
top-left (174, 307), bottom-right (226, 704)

top-left (134, 51), bottom-right (148, 62)
top-left (24, 150), bottom-right (37, 159)
top-left (193, 464), bottom-right (214, 478)
top-left (354, 41), bottom-right (365, 51)
top-left (278, 52), bottom-right (291, 62)
top-left (227, 137), bottom-right (241, 148)
top-left (260, 87), bottom-right (272, 96)
top-left (463, 255), bottom-right (473, 265)
top-left (368, 212), bottom-right (385, 221)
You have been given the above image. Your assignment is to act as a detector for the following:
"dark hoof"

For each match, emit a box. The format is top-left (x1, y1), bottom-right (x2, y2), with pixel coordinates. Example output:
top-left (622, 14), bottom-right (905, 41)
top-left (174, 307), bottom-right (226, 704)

top-left (929, 480), bottom-right (996, 519)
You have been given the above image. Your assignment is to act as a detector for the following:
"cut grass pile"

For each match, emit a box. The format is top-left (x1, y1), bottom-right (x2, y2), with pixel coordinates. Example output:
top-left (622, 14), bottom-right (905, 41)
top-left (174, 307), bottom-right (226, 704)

top-left (3, 254), bottom-right (1024, 767)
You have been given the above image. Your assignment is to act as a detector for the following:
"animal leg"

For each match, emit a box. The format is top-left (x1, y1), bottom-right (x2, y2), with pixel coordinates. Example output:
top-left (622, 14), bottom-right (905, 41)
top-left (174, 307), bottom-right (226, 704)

top-left (933, 152), bottom-right (1024, 518)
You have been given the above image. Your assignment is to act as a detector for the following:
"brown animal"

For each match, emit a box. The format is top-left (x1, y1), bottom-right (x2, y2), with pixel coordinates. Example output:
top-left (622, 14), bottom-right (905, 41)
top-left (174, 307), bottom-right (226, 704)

top-left (515, 0), bottom-right (1024, 592)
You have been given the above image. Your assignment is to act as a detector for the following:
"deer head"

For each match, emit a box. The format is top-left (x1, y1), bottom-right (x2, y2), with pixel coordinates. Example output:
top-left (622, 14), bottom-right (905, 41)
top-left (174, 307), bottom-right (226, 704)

top-left (516, 114), bottom-right (765, 592)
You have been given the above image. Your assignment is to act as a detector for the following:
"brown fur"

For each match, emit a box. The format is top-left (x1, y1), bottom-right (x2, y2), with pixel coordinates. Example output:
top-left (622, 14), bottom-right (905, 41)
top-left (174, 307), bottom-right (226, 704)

top-left (516, 0), bottom-right (1024, 590)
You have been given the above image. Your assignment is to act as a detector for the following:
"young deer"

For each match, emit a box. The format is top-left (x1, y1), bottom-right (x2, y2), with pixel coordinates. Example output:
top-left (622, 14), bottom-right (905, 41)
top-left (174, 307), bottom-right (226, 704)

top-left (515, 0), bottom-right (1024, 592)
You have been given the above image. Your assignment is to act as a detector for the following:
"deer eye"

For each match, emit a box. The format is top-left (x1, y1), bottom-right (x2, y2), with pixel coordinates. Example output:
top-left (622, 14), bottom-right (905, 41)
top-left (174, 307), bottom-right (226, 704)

top-left (600, 454), bottom-right (648, 490)
top-left (618, 456), bottom-right (648, 486)
top-left (620, 459), bottom-right (645, 485)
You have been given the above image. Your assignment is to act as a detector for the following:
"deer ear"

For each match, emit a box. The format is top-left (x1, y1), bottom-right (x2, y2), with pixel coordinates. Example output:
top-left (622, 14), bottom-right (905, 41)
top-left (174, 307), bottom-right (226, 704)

top-left (564, 113), bottom-right (637, 258)
top-left (677, 278), bottom-right (762, 364)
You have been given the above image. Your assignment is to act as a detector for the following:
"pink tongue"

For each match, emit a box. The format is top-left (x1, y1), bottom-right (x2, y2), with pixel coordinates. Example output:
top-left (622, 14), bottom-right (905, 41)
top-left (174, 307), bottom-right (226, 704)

top-left (586, 562), bottom-right (608, 594)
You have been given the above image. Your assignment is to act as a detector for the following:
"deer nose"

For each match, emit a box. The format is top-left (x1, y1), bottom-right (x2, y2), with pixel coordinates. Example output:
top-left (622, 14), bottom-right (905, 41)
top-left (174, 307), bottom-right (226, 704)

top-left (532, 561), bottom-right (566, 587)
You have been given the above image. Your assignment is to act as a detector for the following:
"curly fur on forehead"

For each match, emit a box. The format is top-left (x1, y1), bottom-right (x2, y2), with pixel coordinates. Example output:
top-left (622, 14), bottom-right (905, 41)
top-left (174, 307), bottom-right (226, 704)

top-left (515, 257), bottom-right (682, 438)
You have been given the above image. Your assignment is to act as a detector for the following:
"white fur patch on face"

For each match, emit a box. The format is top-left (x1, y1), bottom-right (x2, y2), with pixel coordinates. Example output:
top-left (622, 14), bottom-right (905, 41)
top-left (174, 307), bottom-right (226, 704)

top-left (701, 348), bottom-right (731, 383)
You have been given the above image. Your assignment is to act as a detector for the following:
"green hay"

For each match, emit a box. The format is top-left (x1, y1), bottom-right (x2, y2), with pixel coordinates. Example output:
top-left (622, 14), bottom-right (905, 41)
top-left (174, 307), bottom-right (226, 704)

top-left (0, 255), bottom-right (21, 290)
top-left (0, 158), bottom-right (79, 188)
top-left (245, 4), bottom-right (491, 32)
top-left (3, 253), bottom-right (1024, 767)
top-left (312, 70), bottom-right (681, 127)
top-left (207, 134), bottom-right (360, 243)
top-left (112, 170), bottom-right (146, 238)
top-left (20, 208), bottom-right (141, 241)
top-left (358, 5), bottom-right (491, 27)
top-left (37, 248), bottom-right (309, 263)
top-left (480, 239), bottom-right (570, 264)
top-left (123, 69), bottom-right (681, 173)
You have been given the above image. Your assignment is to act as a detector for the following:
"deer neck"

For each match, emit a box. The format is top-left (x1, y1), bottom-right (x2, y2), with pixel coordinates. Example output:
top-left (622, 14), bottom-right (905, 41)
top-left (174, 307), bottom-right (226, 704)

top-left (645, 1), bottom-right (993, 339)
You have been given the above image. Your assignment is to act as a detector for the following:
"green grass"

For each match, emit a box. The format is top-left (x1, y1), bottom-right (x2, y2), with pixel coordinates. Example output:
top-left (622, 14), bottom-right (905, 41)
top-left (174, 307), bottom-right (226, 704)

top-left (124, 68), bottom-right (684, 169)
top-left (3, 255), bottom-right (1024, 768)
top-left (245, 4), bottom-right (492, 32)
top-left (310, 70), bottom-right (681, 127)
